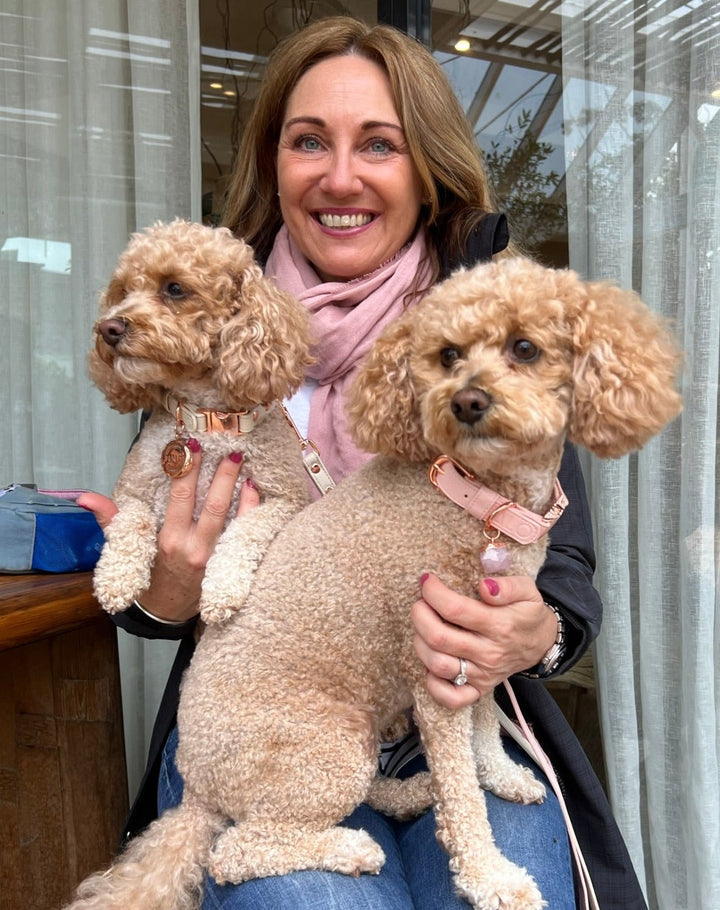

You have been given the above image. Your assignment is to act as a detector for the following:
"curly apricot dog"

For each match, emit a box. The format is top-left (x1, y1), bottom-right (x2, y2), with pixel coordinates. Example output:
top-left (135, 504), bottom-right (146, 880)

top-left (65, 257), bottom-right (681, 910)
top-left (88, 219), bottom-right (312, 622)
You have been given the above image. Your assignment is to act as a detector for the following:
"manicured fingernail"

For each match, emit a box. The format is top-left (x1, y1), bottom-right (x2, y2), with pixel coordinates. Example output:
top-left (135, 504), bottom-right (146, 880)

top-left (420, 573), bottom-right (429, 586)
top-left (186, 437), bottom-right (201, 453)
top-left (484, 578), bottom-right (500, 596)
top-left (245, 478), bottom-right (257, 490)
top-left (229, 451), bottom-right (244, 464)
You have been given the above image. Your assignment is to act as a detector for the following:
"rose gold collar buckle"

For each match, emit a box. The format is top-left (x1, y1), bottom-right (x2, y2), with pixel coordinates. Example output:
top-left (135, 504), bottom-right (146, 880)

top-left (198, 407), bottom-right (257, 435)
top-left (428, 454), bottom-right (475, 489)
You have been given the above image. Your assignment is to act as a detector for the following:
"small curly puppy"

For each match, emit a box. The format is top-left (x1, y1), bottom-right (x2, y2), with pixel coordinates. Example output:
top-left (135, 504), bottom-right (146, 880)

top-left (88, 219), bottom-right (312, 621)
top-left (66, 257), bottom-right (682, 910)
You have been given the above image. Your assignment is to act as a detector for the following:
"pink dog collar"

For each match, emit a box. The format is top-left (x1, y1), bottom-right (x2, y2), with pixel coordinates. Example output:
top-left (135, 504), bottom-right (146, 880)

top-left (428, 455), bottom-right (568, 545)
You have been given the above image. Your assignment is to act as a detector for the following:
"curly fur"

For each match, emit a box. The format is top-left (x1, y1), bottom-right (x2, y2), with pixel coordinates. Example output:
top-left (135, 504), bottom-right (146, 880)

top-left (64, 257), bottom-right (681, 910)
top-left (88, 220), bottom-right (313, 621)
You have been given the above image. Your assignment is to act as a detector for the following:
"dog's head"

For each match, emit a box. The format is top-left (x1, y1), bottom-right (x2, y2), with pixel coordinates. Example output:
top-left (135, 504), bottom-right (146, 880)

top-left (89, 219), bottom-right (313, 412)
top-left (347, 257), bottom-right (682, 472)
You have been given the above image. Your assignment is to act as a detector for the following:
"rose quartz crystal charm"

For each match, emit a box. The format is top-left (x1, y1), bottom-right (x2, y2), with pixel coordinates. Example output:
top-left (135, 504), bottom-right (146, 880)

top-left (480, 542), bottom-right (511, 574)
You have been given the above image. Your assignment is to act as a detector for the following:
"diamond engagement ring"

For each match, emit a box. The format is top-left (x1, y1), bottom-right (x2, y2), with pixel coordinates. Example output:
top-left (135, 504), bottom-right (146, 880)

top-left (453, 658), bottom-right (468, 686)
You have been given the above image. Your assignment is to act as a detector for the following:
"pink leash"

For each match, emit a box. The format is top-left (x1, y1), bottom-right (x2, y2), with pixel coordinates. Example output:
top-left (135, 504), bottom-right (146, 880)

top-left (498, 680), bottom-right (600, 910)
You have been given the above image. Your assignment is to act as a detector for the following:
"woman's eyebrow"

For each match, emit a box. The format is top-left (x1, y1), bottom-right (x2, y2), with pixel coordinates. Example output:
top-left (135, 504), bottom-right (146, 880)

top-left (282, 116), bottom-right (404, 133)
top-left (363, 120), bottom-right (405, 133)
top-left (282, 116), bottom-right (325, 129)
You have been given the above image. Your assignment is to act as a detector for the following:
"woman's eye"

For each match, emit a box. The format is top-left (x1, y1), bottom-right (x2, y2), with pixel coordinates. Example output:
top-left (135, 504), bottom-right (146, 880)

top-left (440, 347), bottom-right (461, 368)
top-left (369, 138), bottom-right (393, 154)
top-left (510, 338), bottom-right (540, 362)
top-left (298, 135), bottom-right (322, 151)
top-left (162, 280), bottom-right (186, 300)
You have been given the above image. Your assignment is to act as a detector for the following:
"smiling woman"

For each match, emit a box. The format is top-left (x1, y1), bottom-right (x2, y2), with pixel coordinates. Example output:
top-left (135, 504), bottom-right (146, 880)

top-left (276, 56), bottom-right (424, 282)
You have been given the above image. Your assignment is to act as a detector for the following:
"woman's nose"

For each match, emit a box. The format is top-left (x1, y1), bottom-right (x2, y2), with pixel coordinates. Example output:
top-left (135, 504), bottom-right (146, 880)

top-left (318, 150), bottom-right (363, 197)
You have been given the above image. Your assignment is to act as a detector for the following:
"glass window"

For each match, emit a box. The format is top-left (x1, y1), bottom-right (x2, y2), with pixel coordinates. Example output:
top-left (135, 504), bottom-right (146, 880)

top-left (431, 1), bottom-right (571, 263)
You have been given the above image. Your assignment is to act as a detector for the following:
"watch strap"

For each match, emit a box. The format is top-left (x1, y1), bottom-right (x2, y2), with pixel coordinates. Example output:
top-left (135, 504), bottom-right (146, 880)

top-left (520, 602), bottom-right (566, 678)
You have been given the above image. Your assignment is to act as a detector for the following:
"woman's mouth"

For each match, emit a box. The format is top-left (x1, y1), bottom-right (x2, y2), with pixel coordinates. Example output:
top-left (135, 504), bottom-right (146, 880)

top-left (317, 212), bottom-right (373, 229)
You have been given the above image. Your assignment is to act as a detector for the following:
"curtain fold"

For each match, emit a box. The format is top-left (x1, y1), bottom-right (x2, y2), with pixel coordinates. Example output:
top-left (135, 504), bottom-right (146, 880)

top-left (1, 0), bottom-right (199, 800)
top-left (562, 3), bottom-right (720, 907)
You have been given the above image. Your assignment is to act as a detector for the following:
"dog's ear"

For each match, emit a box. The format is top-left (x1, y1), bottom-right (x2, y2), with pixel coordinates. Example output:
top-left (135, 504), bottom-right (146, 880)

top-left (88, 348), bottom-right (159, 413)
top-left (214, 272), bottom-right (313, 406)
top-left (568, 280), bottom-right (682, 457)
top-left (347, 312), bottom-right (434, 461)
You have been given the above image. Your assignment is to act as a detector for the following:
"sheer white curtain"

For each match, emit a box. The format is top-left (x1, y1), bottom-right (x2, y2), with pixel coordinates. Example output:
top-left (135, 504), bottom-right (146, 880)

top-left (562, 3), bottom-right (720, 907)
top-left (1, 0), bottom-right (200, 798)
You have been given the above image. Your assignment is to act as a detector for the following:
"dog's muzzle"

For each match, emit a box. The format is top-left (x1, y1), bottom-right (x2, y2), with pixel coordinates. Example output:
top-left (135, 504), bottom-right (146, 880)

top-left (450, 388), bottom-right (491, 425)
top-left (97, 317), bottom-right (128, 347)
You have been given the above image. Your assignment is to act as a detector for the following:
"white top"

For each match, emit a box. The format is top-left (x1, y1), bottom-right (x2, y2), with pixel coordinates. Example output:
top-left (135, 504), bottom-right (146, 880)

top-left (284, 378), bottom-right (316, 439)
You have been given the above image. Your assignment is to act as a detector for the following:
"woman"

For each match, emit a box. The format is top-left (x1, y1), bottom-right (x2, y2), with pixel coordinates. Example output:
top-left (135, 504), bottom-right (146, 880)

top-left (82, 17), bottom-right (646, 910)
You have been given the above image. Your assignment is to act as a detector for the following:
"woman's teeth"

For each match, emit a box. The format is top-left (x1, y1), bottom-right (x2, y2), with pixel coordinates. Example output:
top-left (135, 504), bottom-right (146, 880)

top-left (318, 213), bottom-right (372, 228)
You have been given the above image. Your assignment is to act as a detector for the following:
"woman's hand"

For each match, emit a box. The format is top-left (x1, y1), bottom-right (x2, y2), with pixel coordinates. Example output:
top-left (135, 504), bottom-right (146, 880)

top-left (411, 573), bottom-right (559, 708)
top-left (76, 490), bottom-right (119, 529)
top-left (77, 446), bottom-right (260, 622)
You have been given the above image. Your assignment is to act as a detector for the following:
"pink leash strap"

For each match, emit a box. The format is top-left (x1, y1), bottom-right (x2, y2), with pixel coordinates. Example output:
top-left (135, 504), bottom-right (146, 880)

top-left (498, 680), bottom-right (600, 910)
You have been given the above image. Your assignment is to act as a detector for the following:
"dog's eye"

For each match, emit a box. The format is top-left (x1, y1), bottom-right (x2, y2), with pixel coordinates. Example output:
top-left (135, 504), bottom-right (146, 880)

top-left (440, 347), bottom-right (461, 369)
top-left (510, 338), bottom-right (540, 363)
top-left (162, 280), bottom-right (187, 301)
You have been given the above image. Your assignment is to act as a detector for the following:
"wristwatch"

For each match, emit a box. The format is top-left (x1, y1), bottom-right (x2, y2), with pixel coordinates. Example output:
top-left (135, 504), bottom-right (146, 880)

top-left (521, 602), bottom-right (566, 679)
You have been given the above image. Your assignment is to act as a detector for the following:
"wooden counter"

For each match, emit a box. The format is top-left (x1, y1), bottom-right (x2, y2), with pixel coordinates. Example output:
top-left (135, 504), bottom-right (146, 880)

top-left (0, 572), bottom-right (110, 652)
top-left (0, 572), bottom-right (128, 909)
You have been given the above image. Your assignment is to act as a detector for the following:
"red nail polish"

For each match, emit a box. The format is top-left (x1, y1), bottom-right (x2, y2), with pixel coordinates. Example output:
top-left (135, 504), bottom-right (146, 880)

top-left (420, 573), bottom-right (429, 586)
top-left (245, 478), bottom-right (258, 490)
top-left (186, 437), bottom-right (201, 453)
top-left (484, 578), bottom-right (500, 597)
top-left (229, 451), bottom-right (244, 464)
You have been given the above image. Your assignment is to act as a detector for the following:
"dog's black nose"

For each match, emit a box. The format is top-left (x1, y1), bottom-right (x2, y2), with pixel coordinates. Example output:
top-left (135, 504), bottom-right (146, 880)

top-left (98, 318), bottom-right (128, 346)
top-left (451, 388), bottom-right (491, 425)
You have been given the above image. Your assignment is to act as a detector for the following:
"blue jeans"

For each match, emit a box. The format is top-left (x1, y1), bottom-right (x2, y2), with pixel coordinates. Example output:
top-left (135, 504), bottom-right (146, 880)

top-left (158, 725), bottom-right (576, 909)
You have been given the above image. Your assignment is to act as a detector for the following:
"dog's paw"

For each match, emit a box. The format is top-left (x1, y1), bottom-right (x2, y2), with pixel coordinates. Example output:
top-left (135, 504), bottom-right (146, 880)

top-left (453, 857), bottom-right (545, 910)
top-left (199, 576), bottom-right (249, 624)
top-left (92, 504), bottom-right (157, 613)
top-left (198, 599), bottom-right (235, 625)
top-left (199, 566), bottom-right (252, 624)
top-left (366, 773), bottom-right (433, 819)
top-left (93, 550), bottom-right (152, 614)
top-left (209, 824), bottom-right (385, 882)
top-left (481, 764), bottom-right (546, 805)
top-left (317, 827), bottom-right (386, 876)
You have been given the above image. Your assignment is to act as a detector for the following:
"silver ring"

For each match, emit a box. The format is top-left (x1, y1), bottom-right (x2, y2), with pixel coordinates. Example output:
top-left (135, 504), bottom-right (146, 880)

top-left (453, 658), bottom-right (468, 686)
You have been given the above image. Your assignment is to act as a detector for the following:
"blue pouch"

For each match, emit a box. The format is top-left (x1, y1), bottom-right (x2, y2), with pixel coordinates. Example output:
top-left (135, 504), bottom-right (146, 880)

top-left (0, 484), bottom-right (104, 573)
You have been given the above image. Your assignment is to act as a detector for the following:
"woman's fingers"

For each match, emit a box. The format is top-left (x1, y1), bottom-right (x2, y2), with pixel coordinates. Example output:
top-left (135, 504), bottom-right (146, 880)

top-left (193, 452), bottom-right (247, 542)
top-left (76, 491), bottom-right (119, 531)
top-left (412, 596), bottom-right (497, 699)
top-left (141, 447), bottom-right (249, 619)
top-left (412, 573), bottom-right (553, 708)
top-left (160, 443), bottom-right (247, 552)
top-left (425, 663), bottom-right (482, 708)
top-left (160, 439), bottom-right (205, 540)
top-left (238, 478), bottom-right (260, 515)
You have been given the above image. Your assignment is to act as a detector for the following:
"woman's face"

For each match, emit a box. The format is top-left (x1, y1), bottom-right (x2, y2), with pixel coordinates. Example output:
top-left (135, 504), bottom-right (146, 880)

top-left (277, 55), bottom-right (424, 282)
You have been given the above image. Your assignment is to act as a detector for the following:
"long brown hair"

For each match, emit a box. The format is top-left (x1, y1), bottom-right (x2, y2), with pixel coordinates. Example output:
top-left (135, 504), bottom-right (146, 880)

top-left (222, 17), bottom-right (503, 282)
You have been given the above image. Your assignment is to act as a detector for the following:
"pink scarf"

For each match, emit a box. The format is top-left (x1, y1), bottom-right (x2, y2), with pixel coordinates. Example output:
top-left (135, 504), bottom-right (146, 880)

top-left (266, 224), bottom-right (432, 490)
